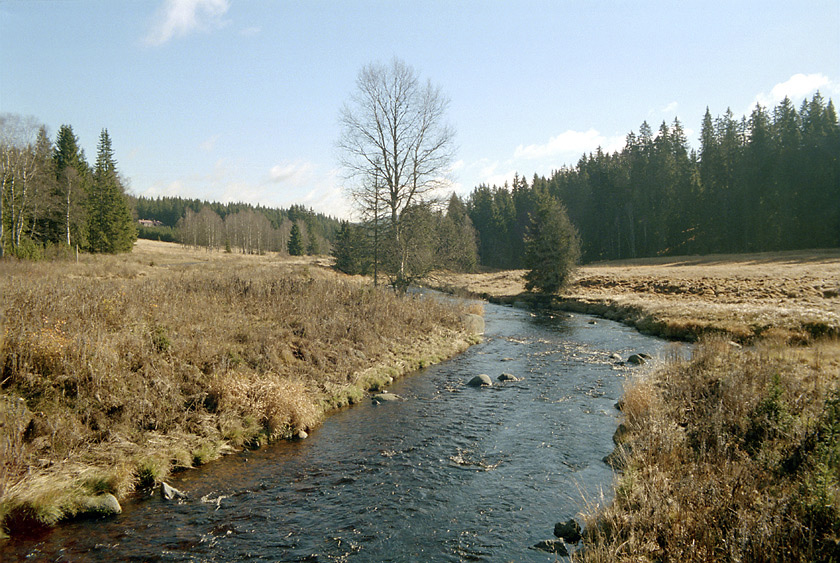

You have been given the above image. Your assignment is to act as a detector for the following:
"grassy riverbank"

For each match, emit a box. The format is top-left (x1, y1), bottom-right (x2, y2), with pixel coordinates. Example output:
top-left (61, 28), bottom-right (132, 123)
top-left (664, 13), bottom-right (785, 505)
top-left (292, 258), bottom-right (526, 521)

top-left (426, 248), bottom-right (840, 344)
top-left (426, 250), bottom-right (840, 560)
top-left (0, 241), bottom-right (479, 536)
top-left (576, 336), bottom-right (840, 561)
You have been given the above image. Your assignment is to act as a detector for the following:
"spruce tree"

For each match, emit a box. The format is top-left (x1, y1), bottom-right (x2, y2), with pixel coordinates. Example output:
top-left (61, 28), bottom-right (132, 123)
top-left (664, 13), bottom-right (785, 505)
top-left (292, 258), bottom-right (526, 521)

top-left (287, 222), bottom-right (304, 255)
top-left (88, 129), bottom-right (136, 253)
top-left (53, 124), bottom-right (90, 247)
top-left (523, 193), bottom-right (580, 294)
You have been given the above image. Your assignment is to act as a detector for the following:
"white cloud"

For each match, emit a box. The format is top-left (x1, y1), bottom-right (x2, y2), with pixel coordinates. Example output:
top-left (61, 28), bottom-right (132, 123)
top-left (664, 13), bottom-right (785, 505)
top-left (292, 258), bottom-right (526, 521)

top-left (514, 129), bottom-right (624, 160)
top-left (145, 0), bottom-right (230, 46)
top-left (753, 73), bottom-right (840, 109)
top-left (268, 161), bottom-right (314, 186)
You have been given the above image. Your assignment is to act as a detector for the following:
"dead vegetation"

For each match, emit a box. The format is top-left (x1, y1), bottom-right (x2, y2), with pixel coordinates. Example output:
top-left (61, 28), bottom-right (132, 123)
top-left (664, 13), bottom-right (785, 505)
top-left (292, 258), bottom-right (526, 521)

top-left (0, 240), bottom-right (475, 535)
top-left (575, 336), bottom-right (840, 562)
top-left (427, 249), bottom-right (840, 343)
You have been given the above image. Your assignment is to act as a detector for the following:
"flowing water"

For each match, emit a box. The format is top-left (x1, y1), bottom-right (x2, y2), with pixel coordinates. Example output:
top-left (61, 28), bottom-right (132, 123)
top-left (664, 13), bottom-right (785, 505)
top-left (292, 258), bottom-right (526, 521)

top-left (2, 301), bottom-right (681, 562)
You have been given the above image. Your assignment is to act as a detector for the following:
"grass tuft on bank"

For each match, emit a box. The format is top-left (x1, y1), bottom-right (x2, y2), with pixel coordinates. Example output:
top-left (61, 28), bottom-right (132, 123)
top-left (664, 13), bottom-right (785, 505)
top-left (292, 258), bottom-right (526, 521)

top-left (0, 246), bottom-right (476, 536)
top-left (576, 336), bottom-right (840, 562)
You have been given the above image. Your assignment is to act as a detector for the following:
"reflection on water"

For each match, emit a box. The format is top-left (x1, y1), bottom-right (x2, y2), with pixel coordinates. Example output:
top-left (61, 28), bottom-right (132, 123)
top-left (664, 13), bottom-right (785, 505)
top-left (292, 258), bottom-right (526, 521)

top-left (1, 302), bottom-right (680, 562)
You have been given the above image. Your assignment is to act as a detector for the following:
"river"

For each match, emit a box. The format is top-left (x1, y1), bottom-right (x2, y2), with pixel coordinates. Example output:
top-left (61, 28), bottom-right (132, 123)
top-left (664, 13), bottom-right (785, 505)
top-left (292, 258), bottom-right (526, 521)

top-left (2, 301), bottom-right (680, 562)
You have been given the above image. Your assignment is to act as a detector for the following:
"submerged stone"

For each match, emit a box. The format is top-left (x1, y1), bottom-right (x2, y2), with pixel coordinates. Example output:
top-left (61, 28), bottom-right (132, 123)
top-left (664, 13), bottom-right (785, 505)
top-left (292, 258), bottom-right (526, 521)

top-left (371, 393), bottom-right (402, 404)
top-left (533, 539), bottom-right (569, 555)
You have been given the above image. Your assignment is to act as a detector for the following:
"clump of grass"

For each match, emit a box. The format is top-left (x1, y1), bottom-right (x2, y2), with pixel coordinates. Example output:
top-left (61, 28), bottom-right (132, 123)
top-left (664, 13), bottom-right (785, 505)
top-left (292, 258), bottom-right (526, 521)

top-left (0, 251), bottom-right (475, 533)
top-left (576, 336), bottom-right (840, 562)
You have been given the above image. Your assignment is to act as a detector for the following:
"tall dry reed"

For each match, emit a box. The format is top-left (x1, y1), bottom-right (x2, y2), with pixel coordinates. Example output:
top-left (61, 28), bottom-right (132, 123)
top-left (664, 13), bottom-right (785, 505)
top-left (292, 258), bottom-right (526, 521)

top-left (0, 254), bottom-right (471, 533)
top-left (576, 336), bottom-right (840, 562)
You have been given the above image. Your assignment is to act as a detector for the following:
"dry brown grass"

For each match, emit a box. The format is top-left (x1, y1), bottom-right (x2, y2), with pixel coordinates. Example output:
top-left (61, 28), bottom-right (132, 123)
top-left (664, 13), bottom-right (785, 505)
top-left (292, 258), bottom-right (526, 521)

top-left (428, 249), bottom-right (840, 343)
top-left (575, 337), bottom-right (840, 562)
top-left (0, 240), bottom-right (475, 534)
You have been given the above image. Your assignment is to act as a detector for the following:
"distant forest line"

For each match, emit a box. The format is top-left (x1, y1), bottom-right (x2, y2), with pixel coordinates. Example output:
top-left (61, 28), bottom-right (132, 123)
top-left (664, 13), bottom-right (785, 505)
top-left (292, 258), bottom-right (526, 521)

top-left (465, 93), bottom-right (839, 266)
top-left (132, 196), bottom-right (342, 256)
top-left (4, 92), bottom-right (836, 266)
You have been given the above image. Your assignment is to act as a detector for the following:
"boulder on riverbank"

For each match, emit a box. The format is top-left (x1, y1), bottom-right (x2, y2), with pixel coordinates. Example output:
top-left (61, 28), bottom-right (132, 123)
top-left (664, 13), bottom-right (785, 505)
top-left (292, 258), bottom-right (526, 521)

top-left (79, 493), bottom-right (122, 516)
top-left (627, 352), bottom-right (652, 365)
top-left (462, 313), bottom-right (485, 335)
top-left (468, 374), bottom-right (493, 387)
top-left (554, 518), bottom-right (582, 543)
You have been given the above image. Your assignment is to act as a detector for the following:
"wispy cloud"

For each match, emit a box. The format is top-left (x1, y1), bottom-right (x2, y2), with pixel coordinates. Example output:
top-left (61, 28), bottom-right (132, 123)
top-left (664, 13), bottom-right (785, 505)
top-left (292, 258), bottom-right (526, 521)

top-left (514, 129), bottom-right (624, 161)
top-left (268, 162), bottom-right (314, 186)
top-left (200, 134), bottom-right (220, 152)
top-left (753, 73), bottom-right (840, 109)
top-left (662, 101), bottom-right (679, 114)
top-left (145, 0), bottom-right (230, 46)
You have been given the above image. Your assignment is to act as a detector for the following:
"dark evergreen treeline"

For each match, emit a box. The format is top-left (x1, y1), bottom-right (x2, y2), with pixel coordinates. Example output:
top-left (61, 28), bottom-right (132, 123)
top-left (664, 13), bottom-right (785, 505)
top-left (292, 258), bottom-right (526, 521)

top-left (133, 195), bottom-right (343, 255)
top-left (467, 93), bottom-right (839, 265)
top-left (0, 115), bottom-right (136, 258)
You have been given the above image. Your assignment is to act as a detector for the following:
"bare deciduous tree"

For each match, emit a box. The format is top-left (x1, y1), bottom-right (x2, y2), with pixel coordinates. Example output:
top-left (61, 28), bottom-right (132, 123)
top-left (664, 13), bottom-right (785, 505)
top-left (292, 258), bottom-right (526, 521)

top-left (0, 114), bottom-right (51, 257)
top-left (338, 58), bottom-right (455, 290)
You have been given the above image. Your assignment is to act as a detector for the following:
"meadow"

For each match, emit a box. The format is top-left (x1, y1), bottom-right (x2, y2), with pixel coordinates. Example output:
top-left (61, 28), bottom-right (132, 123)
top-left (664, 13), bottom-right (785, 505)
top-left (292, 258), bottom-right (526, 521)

top-left (428, 248), bottom-right (840, 343)
top-left (0, 240), bottom-right (477, 535)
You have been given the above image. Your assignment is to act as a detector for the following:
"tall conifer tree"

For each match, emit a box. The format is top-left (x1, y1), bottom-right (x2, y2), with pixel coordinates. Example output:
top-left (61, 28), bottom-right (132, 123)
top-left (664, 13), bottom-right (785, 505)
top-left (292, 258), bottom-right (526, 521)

top-left (88, 129), bottom-right (136, 253)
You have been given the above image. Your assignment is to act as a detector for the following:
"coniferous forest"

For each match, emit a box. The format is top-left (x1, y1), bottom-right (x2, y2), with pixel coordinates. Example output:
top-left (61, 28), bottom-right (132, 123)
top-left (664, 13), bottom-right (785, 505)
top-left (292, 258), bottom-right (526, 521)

top-left (467, 94), bottom-right (839, 266)
top-left (0, 117), bottom-right (137, 258)
top-left (3, 93), bottom-right (837, 267)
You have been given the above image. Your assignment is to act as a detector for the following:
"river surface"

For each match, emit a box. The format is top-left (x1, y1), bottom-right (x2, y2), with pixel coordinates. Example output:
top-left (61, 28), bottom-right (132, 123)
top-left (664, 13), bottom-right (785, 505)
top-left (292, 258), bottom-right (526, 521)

top-left (3, 301), bottom-right (680, 562)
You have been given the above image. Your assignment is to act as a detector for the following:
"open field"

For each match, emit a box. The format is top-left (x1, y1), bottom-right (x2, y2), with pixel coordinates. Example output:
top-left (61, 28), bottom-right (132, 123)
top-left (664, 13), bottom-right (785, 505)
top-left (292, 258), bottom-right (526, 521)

top-left (0, 240), bottom-right (478, 535)
top-left (427, 249), bottom-right (840, 343)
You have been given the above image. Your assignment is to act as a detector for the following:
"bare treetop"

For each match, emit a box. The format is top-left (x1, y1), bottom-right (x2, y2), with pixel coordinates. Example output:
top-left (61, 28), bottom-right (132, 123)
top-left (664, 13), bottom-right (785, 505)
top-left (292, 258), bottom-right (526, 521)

top-left (338, 58), bottom-right (455, 221)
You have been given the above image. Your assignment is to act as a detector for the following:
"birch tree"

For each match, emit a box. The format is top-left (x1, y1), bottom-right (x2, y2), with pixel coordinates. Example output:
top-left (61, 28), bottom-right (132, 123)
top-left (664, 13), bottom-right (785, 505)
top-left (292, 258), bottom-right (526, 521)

top-left (338, 58), bottom-right (455, 290)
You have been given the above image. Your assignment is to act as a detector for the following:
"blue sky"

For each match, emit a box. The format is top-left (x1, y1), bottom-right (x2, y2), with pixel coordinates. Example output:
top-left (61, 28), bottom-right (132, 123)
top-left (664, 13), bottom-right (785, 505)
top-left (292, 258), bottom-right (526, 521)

top-left (2, 1), bottom-right (838, 219)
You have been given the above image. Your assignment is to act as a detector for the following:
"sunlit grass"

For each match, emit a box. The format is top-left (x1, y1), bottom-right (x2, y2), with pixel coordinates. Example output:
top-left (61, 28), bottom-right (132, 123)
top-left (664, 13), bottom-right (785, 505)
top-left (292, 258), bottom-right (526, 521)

top-left (575, 336), bottom-right (840, 562)
top-left (0, 241), bottom-right (474, 533)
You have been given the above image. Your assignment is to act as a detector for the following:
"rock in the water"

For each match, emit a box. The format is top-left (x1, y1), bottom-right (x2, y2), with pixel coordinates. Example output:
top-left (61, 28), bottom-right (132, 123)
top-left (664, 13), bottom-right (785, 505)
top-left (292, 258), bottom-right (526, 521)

top-left (533, 539), bottom-right (569, 555)
top-left (80, 493), bottom-right (122, 515)
top-left (627, 354), bottom-right (646, 365)
top-left (497, 373), bottom-right (520, 382)
top-left (371, 393), bottom-right (402, 404)
top-left (462, 313), bottom-right (485, 335)
top-left (161, 481), bottom-right (187, 500)
top-left (296, 430), bottom-right (308, 440)
top-left (553, 519), bottom-right (582, 543)
top-left (467, 374), bottom-right (493, 387)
